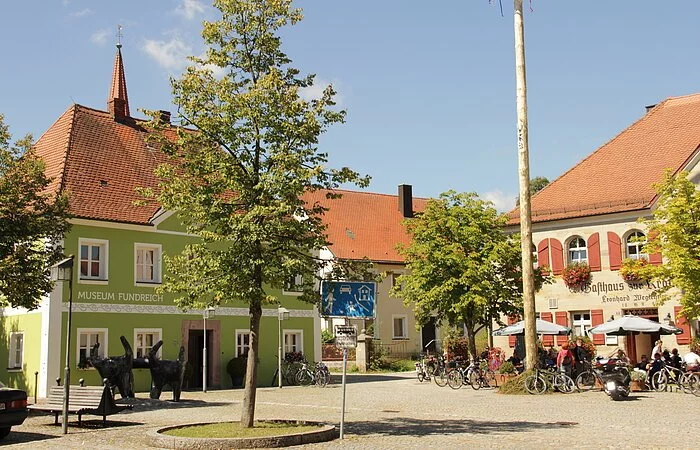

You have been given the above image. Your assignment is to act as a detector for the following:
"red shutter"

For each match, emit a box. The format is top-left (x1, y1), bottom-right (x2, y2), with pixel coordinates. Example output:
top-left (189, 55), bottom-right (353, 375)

top-left (608, 232), bottom-right (622, 270)
top-left (590, 309), bottom-right (605, 345)
top-left (674, 306), bottom-right (691, 345)
top-left (540, 312), bottom-right (554, 347)
top-left (507, 315), bottom-right (517, 348)
top-left (537, 239), bottom-right (550, 270)
top-left (555, 311), bottom-right (568, 345)
top-left (550, 238), bottom-right (564, 275)
top-left (648, 230), bottom-right (663, 266)
top-left (587, 233), bottom-right (601, 272)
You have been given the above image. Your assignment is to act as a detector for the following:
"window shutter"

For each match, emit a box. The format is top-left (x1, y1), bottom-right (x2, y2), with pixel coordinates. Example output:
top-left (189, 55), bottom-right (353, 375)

top-left (550, 239), bottom-right (564, 275)
top-left (587, 233), bottom-right (601, 272)
top-left (674, 306), bottom-right (691, 345)
top-left (607, 232), bottom-right (622, 270)
top-left (537, 239), bottom-right (550, 270)
top-left (648, 230), bottom-right (663, 266)
top-left (540, 312), bottom-right (554, 347)
top-left (507, 315), bottom-right (518, 348)
top-left (555, 311), bottom-right (568, 345)
top-left (590, 309), bottom-right (605, 345)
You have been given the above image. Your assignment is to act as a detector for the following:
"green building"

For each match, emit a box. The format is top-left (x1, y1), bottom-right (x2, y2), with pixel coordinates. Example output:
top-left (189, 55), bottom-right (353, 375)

top-left (0, 46), bottom-right (320, 397)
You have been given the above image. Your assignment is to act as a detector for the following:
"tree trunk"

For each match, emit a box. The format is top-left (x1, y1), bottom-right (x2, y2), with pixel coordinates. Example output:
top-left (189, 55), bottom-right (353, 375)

top-left (513, 0), bottom-right (538, 370)
top-left (241, 300), bottom-right (262, 427)
top-left (465, 325), bottom-right (478, 361)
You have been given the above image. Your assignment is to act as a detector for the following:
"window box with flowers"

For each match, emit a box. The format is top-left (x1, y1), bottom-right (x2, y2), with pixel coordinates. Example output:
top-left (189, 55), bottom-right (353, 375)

top-left (619, 258), bottom-right (652, 285)
top-left (562, 262), bottom-right (592, 291)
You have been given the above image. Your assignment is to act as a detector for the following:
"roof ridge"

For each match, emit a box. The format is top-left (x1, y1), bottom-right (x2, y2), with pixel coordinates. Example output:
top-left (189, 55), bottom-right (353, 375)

top-left (58, 105), bottom-right (78, 193)
top-left (320, 187), bottom-right (431, 201)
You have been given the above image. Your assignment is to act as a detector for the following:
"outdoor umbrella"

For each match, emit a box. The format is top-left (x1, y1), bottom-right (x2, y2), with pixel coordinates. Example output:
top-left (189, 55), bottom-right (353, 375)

top-left (492, 319), bottom-right (571, 336)
top-left (587, 315), bottom-right (682, 336)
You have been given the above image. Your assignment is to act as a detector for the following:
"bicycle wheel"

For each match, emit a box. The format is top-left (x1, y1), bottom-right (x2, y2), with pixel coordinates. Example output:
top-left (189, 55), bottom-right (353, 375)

top-left (469, 371), bottom-right (482, 390)
top-left (554, 374), bottom-right (576, 393)
top-left (524, 375), bottom-right (546, 395)
top-left (433, 368), bottom-right (448, 387)
top-left (651, 371), bottom-right (667, 392)
top-left (689, 373), bottom-right (700, 397)
top-left (447, 370), bottom-right (463, 390)
top-left (315, 369), bottom-right (330, 387)
top-left (417, 371), bottom-right (425, 382)
top-left (484, 370), bottom-right (497, 388)
top-left (295, 369), bottom-right (313, 386)
top-left (575, 371), bottom-right (597, 391)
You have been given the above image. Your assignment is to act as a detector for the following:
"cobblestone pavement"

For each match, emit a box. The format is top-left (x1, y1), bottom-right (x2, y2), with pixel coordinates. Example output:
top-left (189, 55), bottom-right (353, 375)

top-left (3, 372), bottom-right (699, 449)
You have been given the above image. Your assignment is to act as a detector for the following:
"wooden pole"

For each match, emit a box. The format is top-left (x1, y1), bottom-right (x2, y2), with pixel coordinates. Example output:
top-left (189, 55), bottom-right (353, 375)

top-left (513, 0), bottom-right (538, 370)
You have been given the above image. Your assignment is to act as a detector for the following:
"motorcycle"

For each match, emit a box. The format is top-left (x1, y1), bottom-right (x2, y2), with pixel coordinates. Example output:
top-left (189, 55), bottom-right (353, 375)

top-left (596, 357), bottom-right (631, 401)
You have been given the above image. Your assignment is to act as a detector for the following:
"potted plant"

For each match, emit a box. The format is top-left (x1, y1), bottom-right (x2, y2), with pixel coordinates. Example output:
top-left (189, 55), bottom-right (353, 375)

top-left (562, 262), bottom-right (592, 291)
top-left (497, 361), bottom-right (516, 383)
top-left (620, 258), bottom-right (652, 284)
top-left (226, 354), bottom-right (247, 388)
top-left (630, 369), bottom-right (647, 391)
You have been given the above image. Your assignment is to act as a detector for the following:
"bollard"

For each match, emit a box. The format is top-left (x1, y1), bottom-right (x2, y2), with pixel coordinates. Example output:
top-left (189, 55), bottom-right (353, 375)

top-left (34, 371), bottom-right (38, 404)
top-left (56, 377), bottom-right (61, 386)
top-left (79, 379), bottom-right (85, 387)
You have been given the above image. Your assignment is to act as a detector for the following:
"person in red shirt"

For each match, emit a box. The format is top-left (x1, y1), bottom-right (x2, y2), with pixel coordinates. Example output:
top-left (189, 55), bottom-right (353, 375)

top-left (556, 343), bottom-right (575, 377)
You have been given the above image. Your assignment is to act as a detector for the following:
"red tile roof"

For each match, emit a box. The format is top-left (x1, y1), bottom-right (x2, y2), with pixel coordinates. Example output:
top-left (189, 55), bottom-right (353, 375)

top-left (508, 94), bottom-right (700, 224)
top-left (305, 189), bottom-right (427, 262)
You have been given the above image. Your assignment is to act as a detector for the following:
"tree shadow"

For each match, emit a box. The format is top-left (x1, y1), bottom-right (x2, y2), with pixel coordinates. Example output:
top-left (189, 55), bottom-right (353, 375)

top-left (334, 374), bottom-right (412, 384)
top-left (346, 416), bottom-right (578, 437)
top-left (0, 431), bottom-right (60, 445)
top-left (117, 397), bottom-right (232, 412)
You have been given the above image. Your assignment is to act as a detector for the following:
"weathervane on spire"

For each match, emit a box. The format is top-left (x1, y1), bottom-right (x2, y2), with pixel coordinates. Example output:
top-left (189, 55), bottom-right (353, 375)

top-left (117, 24), bottom-right (123, 49)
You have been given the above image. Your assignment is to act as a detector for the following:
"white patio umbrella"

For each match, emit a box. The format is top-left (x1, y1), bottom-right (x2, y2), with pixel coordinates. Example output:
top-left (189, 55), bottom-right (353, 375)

top-left (587, 315), bottom-right (682, 336)
top-left (492, 319), bottom-right (571, 336)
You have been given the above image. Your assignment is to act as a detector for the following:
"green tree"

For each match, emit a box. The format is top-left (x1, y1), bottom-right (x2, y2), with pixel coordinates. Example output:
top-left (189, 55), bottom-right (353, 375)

top-left (639, 170), bottom-right (700, 318)
top-left (391, 191), bottom-right (549, 359)
top-left (143, 0), bottom-right (369, 427)
top-left (0, 114), bottom-right (70, 309)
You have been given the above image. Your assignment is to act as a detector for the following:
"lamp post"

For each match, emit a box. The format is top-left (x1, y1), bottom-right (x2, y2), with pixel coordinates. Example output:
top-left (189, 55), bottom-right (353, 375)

top-left (203, 307), bottom-right (216, 392)
top-left (277, 306), bottom-right (290, 388)
top-left (51, 255), bottom-right (74, 435)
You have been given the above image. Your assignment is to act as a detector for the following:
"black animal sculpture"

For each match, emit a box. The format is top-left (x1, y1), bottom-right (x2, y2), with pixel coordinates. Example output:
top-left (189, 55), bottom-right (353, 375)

top-left (147, 340), bottom-right (187, 402)
top-left (85, 335), bottom-right (135, 399)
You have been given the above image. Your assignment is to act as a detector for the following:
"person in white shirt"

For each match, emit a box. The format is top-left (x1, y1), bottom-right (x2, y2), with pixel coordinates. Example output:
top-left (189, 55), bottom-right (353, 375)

top-left (651, 340), bottom-right (663, 359)
top-left (684, 350), bottom-right (700, 370)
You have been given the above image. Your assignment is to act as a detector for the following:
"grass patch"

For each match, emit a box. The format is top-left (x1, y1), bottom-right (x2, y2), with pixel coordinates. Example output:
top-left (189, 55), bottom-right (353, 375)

top-left (498, 370), bottom-right (535, 395)
top-left (162, 421), bottom-right (323, 438)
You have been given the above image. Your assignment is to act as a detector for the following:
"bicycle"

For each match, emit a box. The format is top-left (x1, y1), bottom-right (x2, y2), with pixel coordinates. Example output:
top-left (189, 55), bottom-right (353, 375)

top-left (295, 360), bottom-right (331, 387)
top-left (650, 363), bottom-right (687, 392)
top-left (416, 353), bottom-right (438, 382)
top-left (468, 362), bottom-right (497, 390)
top-left (575, 361), bottom-right (603, 391)
top-left (270, 356), bottom-right (302, 387)
top-left (525, 365), bottom-right (575, 394)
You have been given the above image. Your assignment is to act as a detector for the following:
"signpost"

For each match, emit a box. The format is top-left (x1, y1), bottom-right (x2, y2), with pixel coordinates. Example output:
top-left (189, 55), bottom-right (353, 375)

top-left (321, 281), bottom-right (376, 318)
top-left (334, 325), bottom-right (357, 439)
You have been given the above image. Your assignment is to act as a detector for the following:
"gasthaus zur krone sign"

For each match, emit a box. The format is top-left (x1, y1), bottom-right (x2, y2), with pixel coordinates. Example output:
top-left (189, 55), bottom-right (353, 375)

top-left (320, 281), bottom-right (376, 318)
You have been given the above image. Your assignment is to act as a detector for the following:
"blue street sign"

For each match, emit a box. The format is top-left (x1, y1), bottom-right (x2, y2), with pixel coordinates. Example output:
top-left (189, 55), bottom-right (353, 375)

top-left (320, 281), bottom-right (376, 318)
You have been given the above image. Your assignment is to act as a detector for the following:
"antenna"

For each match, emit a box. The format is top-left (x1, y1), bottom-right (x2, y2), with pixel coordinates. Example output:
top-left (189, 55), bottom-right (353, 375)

top-left (116, 24), bottom-right (123, 48)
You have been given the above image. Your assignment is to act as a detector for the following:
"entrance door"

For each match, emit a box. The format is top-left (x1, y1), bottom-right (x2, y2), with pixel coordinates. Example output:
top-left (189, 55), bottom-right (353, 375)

top-left (187, 329), bottom-right (213, 389)
top-left (623, 308), bottom-right (659, 364)
top-left (421, 317), bottom-right (437, 354)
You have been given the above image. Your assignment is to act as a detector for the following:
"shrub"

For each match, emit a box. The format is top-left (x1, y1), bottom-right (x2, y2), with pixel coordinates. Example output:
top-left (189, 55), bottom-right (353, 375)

top-left (630, 370), bottom-right (647, 381)
top-left (620, 258), bottom-right (652, 284)
top-left (571, 335), bottom-right (596, 360)
top-left (321, 329), bottom-right (335, 344)
top-left (498, 361), bottom-right (516, 374)
top-left (562, 262), bottom-right (592, 290)
top-left (689, 337), bottom-right (700, 354)
top-left (388, 359), bottom-right (415, 372)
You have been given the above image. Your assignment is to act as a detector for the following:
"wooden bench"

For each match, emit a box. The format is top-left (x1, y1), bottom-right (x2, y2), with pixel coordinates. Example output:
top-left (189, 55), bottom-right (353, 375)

top-left (28, 379), bottom-right (132, 427)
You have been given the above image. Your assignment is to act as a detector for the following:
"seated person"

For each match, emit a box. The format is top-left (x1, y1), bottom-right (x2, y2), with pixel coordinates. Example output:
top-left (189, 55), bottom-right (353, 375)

top-left (635, 355), bottom-right (649, 371)
top-left (615, 349), bottom-right (630, 365)
top-left (507, 354), bottom-right (524, 373)
top-left (670, 349), bottom-right (683, 370)
top-left (647, 352), bottom-right (664, 379)
top-left (684, 347), bottom-right (700, 371)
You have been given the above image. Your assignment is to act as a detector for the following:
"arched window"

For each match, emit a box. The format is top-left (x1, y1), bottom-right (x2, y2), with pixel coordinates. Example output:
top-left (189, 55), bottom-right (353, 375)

top-left (568, 237), bottom-right (587, 264)
top-left (626, 231), bottom-right (647, 260)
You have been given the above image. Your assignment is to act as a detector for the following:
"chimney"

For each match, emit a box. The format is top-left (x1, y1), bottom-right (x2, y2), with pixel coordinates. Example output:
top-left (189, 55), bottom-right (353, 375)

top-left (398, 184), bottom-right (413, 218)
top-left (645, 104), bottom-right (657, 113)
top-left (158, 110), bottom-right (171, 124)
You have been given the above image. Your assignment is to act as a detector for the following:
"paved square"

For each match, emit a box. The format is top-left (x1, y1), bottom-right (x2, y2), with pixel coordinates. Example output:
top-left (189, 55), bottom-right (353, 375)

top-left (3, 372), bottom-right (698, 449)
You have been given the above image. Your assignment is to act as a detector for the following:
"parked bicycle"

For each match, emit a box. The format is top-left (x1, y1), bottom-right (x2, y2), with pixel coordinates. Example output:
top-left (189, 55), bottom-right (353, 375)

top-left (525, 365), bottom-right (575, 395)
top-left (651, 362), bottom-right (699, 394)
top-left (447, 358), bottom-right (497, 390)
top-left (296, 360), bottom-right (331, 387)
top-left (575, 360), bottom-right (604, 391)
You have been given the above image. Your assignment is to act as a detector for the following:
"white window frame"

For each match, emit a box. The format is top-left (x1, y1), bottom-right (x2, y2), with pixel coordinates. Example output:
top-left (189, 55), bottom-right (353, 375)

top-left (235, 329), bottom-right (251, 357)
top-left (78, 238), bottom-right (109, 284)
top-left (77, 328), bottom-right (108, 369)
top-left (625, 231), bottom-right (648, 260)
top-left (8, 332), bottom-right (24, 371)
top-left (568, 236), bottom-right (588, 264)
top-left (571, 311), bottom-right (592, 337)
top-left (283, 329), bottom-right (304, 355)
top-left (282, 274), bottom-right (304, 296)
top-left (133, 328), bottom-right (162, 359)
top-left (392, 314), bottom-right (408, 340)
top-left (134, 243), bottom-right (162, 286)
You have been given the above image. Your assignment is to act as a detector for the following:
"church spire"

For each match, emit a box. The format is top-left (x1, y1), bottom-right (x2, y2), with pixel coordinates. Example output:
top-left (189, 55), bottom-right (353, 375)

top-left (108, 26), bottom-right (130, 120)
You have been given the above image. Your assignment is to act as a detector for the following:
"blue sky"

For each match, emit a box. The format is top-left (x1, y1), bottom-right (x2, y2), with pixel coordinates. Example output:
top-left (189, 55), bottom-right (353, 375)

top-left (2, 1), bottom-right (700, 210)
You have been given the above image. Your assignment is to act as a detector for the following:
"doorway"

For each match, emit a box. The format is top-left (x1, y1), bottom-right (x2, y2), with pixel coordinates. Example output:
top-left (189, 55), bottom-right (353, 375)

top-left (186, 330), bottom-right (213, 389)
top-left (421, 317), bottom-right (437, 354)
top-left (623, 308), bottom-right (659, 363)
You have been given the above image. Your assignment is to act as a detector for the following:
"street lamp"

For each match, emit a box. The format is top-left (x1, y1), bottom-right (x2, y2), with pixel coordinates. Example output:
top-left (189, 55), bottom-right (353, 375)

top-left (203, 307), bottom-right (216, 392)
top-left (51, 255), bottom-right (74, 435)
top-left (277, 306), bottom-right (290, 388)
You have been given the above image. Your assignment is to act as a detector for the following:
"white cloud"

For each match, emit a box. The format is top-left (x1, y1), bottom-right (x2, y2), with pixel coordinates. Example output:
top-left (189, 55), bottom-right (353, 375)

top-left (482, 190), bottom-right (516, 213)
top-left (70, 8), bottom-right (92, 18)
top-left (175, 0), bottom-right (205, 20)
top-left (299, 78), bottom-right (344, 107)
top-left (62, 0), bottom-right (71, 6)
top-left (143, 37), bottom-right (192, 70)
top-left (90, 29), bottom-right (111, 46)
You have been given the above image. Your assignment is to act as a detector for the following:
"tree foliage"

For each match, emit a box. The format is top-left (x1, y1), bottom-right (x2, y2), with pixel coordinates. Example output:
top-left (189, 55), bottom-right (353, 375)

top-left (515, 176), bottom-right (549, 206)
top-left (639, 170), bottom-right (700, 318)
top-left (391, 191), bottom-right (550, 359)
top-left (0, 114), bottom-right (70, 309)
top-left (142, 0), bottom-right (369, 426)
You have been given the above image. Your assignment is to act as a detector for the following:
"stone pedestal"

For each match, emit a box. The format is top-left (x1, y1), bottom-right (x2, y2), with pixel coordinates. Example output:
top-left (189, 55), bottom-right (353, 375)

top-left (355, 329), bottom-right (372, 372)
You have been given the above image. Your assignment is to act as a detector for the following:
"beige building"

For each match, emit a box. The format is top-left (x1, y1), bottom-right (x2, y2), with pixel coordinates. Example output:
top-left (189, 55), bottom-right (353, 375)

top-left (498, 94), bottom-right (700, 362)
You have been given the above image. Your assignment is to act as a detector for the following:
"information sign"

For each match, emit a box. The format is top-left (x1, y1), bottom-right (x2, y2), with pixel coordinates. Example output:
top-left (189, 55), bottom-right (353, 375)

top-left (334, 325), bottom-right (357, 349)
top-left (321, 281), bottom-right (376, 318)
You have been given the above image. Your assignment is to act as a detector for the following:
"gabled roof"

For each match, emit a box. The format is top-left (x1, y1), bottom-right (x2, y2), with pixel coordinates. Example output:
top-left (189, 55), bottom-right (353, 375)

top-left (304, 189), bottom-right (427, 263)
top-left (508, 94), bottom-right (700, 224)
